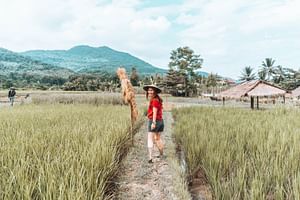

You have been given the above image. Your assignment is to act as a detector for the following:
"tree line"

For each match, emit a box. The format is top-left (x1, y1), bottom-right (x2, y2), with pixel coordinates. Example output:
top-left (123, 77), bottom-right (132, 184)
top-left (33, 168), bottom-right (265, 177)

top-left (0, 46), bottom-right (229, 96)
top-left (5, 46), bottom-right (279, 96)
top-left (239, 58), bottom-right (300, 90)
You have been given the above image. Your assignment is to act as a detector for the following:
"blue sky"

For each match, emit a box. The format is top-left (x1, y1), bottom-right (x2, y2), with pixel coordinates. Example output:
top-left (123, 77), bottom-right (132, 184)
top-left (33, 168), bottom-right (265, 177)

top-left (0, 0), bottom-right (300, 79)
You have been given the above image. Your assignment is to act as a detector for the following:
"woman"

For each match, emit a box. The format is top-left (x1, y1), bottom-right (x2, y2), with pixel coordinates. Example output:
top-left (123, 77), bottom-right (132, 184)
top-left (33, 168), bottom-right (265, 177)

top-left (143, 84), bottom-right (164, 163)
top-left (8, 87), bottom-right (16, 106)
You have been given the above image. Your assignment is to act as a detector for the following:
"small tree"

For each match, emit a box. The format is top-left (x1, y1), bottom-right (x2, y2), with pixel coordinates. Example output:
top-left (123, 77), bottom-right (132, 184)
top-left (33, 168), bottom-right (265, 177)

top-left (141, 76), bottom-right (152, 85)
top-left (3, 80), bottom-right (13, 89)
top-left (164, 69), bottom-right (185, 96)
top-left (130, 67), bottom-right (139, 86)
top-left (164, 69), bottom-right (184, 86)
top-left (205, 73), bottom-right (221, 95)
top-left (168, 46), bottom-right (203, 96)
top-left (205, 74), bottom-right (217, 87)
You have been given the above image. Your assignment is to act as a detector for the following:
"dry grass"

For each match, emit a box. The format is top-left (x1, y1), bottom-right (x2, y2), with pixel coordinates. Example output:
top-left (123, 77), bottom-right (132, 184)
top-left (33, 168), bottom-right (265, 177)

top-left (31, 93), bottom-right (124, 105)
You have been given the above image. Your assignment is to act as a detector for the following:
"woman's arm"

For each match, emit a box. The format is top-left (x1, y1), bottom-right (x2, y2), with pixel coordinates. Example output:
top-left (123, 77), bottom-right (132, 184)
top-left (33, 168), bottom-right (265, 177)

top-left (152, 107), bottom-right (157, 122)
top-left (151, 107), bottom-right (158, 129)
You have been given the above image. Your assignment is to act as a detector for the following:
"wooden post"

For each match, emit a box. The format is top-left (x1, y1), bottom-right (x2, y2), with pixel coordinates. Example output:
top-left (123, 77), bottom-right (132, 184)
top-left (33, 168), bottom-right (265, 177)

top-left (165, 94), bottom-right (168, 104)
top-left (256, 96), bottom-right (259, 109)
top-left (251, 97), bottom-right (254, 109)
top-left (222, 97), bottom-right (225, 106)
top-left (283, 95), bottom-right (285, 104)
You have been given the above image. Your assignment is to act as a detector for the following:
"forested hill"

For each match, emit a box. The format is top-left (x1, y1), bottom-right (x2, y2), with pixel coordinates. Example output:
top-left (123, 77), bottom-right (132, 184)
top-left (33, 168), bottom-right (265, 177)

top-left (0, 48), bottom-right (74, 78)
top-left (21, 45), bottom-right (167, 75)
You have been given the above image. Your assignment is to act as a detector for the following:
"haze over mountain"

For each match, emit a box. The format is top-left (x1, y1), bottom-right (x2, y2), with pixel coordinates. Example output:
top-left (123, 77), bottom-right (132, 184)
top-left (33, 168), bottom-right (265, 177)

top-left (20, 45), bottom-right (167, 75)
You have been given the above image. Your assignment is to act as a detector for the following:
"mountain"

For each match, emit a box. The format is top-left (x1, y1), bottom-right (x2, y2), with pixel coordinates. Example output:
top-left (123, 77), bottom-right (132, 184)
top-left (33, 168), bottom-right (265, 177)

top-left (0, 48), bottom-right (74, 78)
top-left (21, 45), bottom-right (166, 75)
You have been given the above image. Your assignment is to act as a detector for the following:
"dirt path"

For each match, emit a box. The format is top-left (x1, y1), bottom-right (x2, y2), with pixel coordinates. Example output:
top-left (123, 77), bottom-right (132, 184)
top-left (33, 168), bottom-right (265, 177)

top-left (114, 111), bottom-right (191, 200)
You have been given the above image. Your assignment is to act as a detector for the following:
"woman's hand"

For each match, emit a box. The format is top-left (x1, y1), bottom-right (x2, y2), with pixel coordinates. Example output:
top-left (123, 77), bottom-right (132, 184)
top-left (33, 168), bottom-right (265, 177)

top-left (151, 122), bottom-right (156, 130)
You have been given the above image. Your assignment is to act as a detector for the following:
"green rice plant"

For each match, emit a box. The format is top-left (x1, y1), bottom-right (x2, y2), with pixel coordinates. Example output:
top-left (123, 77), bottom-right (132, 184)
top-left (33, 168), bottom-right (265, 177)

top-left (31, 93), bottom-right (124, 105)
top-left (0, 104), bottom-right (141, 200)
top-left (173, 107), bottom-right (300, 199)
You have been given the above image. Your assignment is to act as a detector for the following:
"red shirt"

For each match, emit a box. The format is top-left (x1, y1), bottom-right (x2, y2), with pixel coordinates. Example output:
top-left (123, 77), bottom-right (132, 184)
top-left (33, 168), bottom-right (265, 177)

top-left (147, 98), bottom-right (163, 120)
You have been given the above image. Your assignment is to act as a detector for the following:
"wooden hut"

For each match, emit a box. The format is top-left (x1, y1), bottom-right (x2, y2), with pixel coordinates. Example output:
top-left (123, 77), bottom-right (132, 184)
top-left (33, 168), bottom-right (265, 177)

top-left (291, 86), bottom-right (300, 99)
top-left (218, 80), bottom-right (287, 109)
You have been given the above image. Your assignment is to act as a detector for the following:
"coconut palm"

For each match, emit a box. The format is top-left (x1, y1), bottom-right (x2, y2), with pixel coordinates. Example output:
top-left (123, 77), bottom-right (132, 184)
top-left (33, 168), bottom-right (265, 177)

top-left (258, 70), bottom-right (267, 81)
top-left (239, 66), bottom-right (256, 81)
top-left (259, 58), bottom-right (277, 81)
top-left (273, 65), bottom-right (286, 84)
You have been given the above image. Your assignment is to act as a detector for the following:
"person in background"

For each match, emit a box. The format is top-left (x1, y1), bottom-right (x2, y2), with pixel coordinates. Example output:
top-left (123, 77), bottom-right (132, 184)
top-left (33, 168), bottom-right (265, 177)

top-left (8, 87), bottom-right (16, 106)
top-left (143, 84), bottom-right (164, 163)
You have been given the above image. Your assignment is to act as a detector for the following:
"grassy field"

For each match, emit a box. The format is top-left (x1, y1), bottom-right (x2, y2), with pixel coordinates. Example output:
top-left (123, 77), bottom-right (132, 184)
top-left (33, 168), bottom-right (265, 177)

top-left (173, 107), bottom-right (300, 199)
top-left (30, 93), bottom-right (124, 105)
top-left (0, 104), bottom-right (142, 199)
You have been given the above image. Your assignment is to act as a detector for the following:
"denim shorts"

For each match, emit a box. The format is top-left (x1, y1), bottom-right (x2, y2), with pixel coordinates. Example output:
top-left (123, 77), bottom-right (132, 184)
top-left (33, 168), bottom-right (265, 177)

top-left (148, 119), bottom-right (164, 132)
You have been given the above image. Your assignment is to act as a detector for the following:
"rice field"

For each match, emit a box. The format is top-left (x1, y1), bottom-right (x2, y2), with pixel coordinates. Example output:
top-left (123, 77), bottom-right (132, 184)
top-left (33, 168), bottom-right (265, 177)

top-left (30, 93), bottom-right (124, 105)
top-left (0, 104), bottom-right (141, 200)
top-left (173, 107), bottom-right (300, 199)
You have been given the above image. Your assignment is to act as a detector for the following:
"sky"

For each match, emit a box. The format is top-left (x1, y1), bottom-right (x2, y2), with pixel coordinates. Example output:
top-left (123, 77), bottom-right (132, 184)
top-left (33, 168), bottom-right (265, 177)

top-left (0, 0), bottom-right (300, 79)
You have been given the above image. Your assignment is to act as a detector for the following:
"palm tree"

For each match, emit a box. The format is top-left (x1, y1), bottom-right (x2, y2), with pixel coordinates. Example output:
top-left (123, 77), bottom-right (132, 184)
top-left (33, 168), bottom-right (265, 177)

top-left (239, 66), bottom-right (256, 81)
top-left (276, 68), bottom-right (299, 89)
top-left (273, 65), bottom-right (286, 84)
top-left (259, 58), bottom-right (277, 81)
top-left (258, 70), bottom-right (267, 81)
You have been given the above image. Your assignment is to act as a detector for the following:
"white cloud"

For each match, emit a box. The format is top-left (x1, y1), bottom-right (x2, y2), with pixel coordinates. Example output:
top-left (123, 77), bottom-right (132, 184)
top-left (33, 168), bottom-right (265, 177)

top-left (174, 0), bottom-right (300, 78)
top-left (130, 16), bottom-right (170, 33)
top-left (0, 0), bottom-right (300, 78)
top-left (0, 0), bottom-right (174, 68)
top-left (239, 0), bottom-right (300, 33)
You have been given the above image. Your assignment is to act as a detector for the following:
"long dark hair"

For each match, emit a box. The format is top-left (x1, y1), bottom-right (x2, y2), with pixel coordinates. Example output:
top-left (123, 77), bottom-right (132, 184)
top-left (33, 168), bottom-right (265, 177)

top-left (146, 89), bottom-right (163, 103)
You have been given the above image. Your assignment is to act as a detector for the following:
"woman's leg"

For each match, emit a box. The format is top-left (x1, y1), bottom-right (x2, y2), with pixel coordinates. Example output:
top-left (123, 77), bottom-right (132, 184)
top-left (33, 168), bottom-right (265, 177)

top-left (147, 132), bottom-right (154, 160)
top-left (154, 132), bottom-right (164, 155)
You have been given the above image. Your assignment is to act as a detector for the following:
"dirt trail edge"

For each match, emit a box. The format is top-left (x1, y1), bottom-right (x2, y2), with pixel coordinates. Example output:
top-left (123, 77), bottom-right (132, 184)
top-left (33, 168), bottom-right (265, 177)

top-left (114, 111), bottom-right (191, 200)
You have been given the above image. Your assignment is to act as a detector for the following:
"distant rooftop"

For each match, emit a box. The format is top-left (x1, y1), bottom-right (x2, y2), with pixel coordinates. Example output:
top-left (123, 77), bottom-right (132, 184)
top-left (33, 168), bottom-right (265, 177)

top-left (292, 86), bottom-right (300, 97)
top-left (218, 80), bottom-right (287, 99)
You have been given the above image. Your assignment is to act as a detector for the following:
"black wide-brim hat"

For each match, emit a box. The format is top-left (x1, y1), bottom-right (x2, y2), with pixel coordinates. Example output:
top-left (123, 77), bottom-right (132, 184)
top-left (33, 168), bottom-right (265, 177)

top-left (143, 84), bottom-right (162, 93)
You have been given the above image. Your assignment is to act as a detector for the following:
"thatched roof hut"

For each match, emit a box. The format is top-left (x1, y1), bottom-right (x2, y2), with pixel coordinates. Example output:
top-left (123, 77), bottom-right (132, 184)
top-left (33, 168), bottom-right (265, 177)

top-left (291, 86), bottom-right (300, 98)
top-left (218, 80), bottom-right (287, 109)
top-left (219, 80), bottom-right (286, 98)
